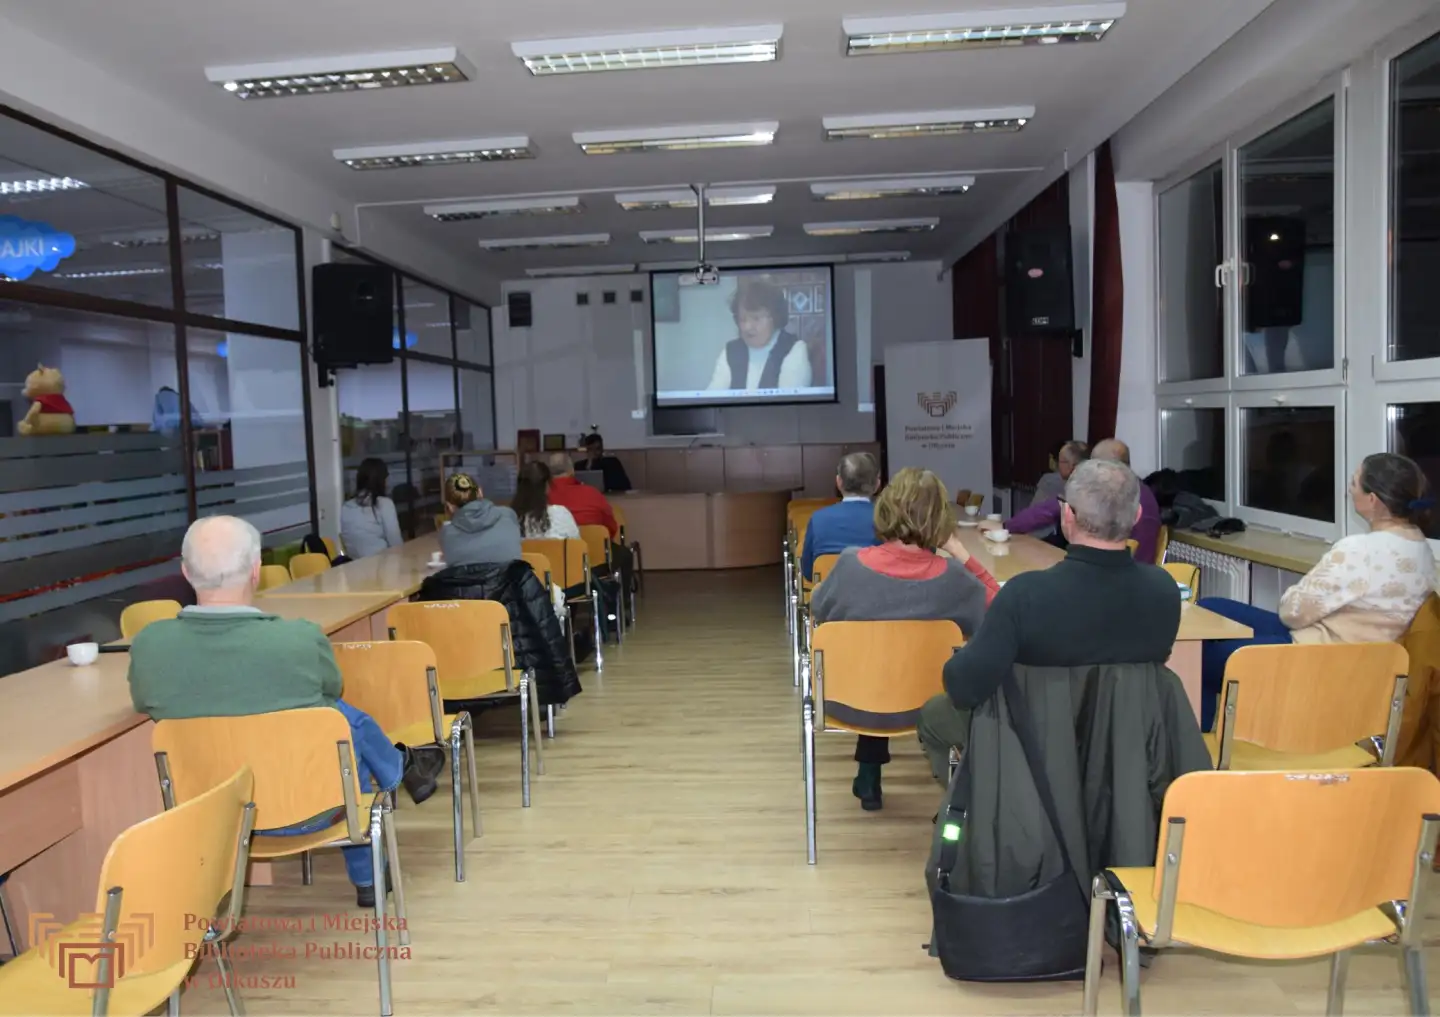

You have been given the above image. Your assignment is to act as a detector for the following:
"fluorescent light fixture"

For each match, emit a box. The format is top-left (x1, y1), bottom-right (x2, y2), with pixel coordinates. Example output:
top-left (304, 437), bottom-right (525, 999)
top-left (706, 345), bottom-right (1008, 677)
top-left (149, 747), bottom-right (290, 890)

top-left (512, 25), bottom-right (782, 75)
top-left (526, 263), bottom-right (639, 278)
top-left (574, 122), bottom-right (778, 155)
top-left (477, 233), bottom-right (611, 251)
top-left (640, 252), bottom-right (913, 271)
top-left (803, 218), bottom-right (939, 237)
top-left (823, 108), bottom-right (1033, 140)
top-left (334, 137), bottom-right (532, 170)
top-left (54, 267), bottom-right (168, 280)
top-left (109, 228), bottom-right (221, 248)
top-left (0, 176), bottom-right (89, 196)
top-left (205, 47), bottom-right (474, 99)
top-left (615, 186), bottom-right (776, 210)
top-left (844, 4), bottom-right (1125, 55)
top-left (849, 251), bottom-right (913, 263)
top-left (640, 226), bottom-right (774, 243)
top-left (424, 196), bottom-right (582, 221)
top-left (810, 175), bottom-right (975, 201)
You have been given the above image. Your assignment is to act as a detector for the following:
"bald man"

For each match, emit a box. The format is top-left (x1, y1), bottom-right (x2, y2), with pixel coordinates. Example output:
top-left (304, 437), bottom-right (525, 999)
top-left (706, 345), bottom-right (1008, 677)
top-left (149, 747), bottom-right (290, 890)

top-left (1002, 438), bottom-right (1163, 562)
top-left (126, 515), bottom-right (419, 908)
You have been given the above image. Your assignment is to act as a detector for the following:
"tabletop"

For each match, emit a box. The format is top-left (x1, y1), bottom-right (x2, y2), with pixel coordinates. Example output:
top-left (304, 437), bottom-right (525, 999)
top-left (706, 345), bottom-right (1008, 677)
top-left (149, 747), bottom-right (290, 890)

top-left (252, 592), bottom-right (405, 634)
top-left (949, 527), bottom-right (1252, 642)
top-left (266, 533), bottom-right (442, 597)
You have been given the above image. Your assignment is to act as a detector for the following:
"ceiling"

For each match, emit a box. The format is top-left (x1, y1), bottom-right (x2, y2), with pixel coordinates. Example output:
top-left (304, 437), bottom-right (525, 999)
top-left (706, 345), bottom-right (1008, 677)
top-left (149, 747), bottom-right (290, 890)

top-left (1, 0), bottom-right (1276, 277)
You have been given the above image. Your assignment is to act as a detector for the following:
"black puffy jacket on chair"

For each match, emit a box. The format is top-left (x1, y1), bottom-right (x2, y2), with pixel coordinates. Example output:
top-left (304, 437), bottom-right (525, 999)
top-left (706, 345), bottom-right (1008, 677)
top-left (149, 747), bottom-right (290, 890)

top-left (416, 559), bottom-right (582, 707)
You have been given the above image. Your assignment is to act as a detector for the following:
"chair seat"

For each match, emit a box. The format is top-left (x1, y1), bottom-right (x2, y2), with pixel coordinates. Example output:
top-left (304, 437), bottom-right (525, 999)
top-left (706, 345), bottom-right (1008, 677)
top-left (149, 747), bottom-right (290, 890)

top-left (388, 714), bottom-right (463, 748)
top-left (1106, 866), bottom-right (1398, 959)
top-left (440, 668), bottom-right (512, 701)
top-left (0, 921), bottom-right (192, 1016)
top-left (251, 824), bottom-right (356, 859)
top-left (1202, 731), bottom-right (1376, 771)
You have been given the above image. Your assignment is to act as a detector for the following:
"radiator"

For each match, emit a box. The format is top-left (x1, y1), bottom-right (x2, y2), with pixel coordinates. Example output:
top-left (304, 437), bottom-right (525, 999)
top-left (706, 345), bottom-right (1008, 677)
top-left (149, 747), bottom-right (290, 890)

top-left (1167, 540), bottom-right (1250, 603)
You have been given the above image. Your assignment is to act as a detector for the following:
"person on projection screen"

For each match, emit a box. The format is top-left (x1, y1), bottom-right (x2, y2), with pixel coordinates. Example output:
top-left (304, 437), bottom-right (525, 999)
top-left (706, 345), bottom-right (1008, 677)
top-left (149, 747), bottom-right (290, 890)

top-left (706, 278), bottom-right (812, 392)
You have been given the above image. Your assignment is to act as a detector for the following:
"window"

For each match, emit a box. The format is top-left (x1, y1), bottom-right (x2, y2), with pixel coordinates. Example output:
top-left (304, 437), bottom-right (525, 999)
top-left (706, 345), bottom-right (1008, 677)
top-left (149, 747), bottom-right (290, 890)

top-left (1158, 163), bottom-right (1224, 382)
top-left (1387, 400), bottom-right (1440, 539)
top-left (459, 368), bottom-right (494, 448)
top-left (1238, 99), bottom-right (1336, 376)
top-left (1160, 406), bottom-right (1226, 502)
top-left (403, 359), bottom-right (457, 532)
top-left (188, 329), bottom-right (310, 545)
top-left (176, 188), bottom-right (298, 330)
top-left (1390, 31), bottom-right (1440, 364)
top-left (0, 115), bottom-right (173, 307)
top-left (456, 301), bottom-right (490, 365)
top-left (1241, 405), bottom-right (1336, 523)
top-left (401, 279), bottom-right (454, 358)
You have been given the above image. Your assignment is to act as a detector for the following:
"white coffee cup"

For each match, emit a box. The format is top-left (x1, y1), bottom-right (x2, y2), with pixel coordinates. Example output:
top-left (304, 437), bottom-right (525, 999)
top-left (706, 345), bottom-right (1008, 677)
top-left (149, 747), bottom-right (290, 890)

top-left (987, 513), bottom-right (1002, 522)
top-left (986, 528), bottom-right (1011, 543)
top-left (964, 504), bottom-right (979, 517)
top-left (66, 642), bottom-right (99, 666)
top-left (430, 550), bottom-right (443, 564)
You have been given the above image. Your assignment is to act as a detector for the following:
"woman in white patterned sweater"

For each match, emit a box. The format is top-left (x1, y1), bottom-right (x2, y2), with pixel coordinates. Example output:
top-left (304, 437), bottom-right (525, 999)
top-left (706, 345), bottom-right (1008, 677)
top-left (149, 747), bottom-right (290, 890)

top-left (1196, 453), bottom-right (1436, 730)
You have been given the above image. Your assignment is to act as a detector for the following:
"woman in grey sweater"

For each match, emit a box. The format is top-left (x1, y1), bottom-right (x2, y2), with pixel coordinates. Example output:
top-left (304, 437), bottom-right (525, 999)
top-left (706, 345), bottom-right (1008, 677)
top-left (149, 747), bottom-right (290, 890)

top-left (440, 473), bottom-right (523, 565)
top-left (810, 467), bottom-right (997, 811)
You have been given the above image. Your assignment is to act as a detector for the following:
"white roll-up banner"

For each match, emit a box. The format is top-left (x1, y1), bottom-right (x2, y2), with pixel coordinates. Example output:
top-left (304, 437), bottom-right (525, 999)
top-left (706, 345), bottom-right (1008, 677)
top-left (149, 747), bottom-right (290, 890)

top-left (883, 338), bottom-right (993, 501)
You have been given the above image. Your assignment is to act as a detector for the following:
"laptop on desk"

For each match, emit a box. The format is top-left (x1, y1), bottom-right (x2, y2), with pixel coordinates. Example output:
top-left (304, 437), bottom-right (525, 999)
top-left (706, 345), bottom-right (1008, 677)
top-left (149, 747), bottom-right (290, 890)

top-left (575, 470), bottom-right (606, 492)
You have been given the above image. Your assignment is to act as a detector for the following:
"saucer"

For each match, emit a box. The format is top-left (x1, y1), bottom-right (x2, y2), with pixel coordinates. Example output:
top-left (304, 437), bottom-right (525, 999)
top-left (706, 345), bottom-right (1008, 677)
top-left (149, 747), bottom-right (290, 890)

top-left (425, 560), bottom-right (446, 569)
top-left (957, 520), bottom-right (979, 528)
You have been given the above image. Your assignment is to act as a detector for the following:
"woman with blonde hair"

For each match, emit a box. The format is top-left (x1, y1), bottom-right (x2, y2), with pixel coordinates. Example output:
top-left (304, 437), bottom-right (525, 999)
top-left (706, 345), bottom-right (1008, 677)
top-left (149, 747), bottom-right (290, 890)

top-left (810, 467), bottom-right (998, 811)
top-left (439, 472), bottom-right (522, 566)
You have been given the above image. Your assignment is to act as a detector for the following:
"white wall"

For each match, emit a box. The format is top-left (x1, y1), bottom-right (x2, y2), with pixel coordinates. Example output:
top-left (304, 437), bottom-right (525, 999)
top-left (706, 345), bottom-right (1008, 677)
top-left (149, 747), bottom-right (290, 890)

top-left (492, 261), bottom-right (953, 448)
top-left (1116, 182), bottom-right (1158, 476)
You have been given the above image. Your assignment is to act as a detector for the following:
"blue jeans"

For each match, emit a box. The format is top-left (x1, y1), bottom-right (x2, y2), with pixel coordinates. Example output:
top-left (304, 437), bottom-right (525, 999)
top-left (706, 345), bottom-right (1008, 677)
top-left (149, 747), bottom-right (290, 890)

top-left (1197, 598), bottom-right (1294, 732)
top-left (254, 701), bottom-right (403, 887)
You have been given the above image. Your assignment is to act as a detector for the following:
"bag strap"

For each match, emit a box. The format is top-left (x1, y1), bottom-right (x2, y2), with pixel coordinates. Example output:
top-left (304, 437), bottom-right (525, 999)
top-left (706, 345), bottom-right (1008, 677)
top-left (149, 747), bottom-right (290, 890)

top-left (934, 766), bottom-right (967, 892)
top-left (1000, 670), bottom-right (1086, 896)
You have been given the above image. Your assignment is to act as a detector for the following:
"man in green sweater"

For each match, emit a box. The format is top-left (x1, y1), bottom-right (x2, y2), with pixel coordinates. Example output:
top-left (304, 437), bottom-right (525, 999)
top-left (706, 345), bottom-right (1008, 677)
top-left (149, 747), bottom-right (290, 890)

top-left (127, 514), bottom-right (406, 907)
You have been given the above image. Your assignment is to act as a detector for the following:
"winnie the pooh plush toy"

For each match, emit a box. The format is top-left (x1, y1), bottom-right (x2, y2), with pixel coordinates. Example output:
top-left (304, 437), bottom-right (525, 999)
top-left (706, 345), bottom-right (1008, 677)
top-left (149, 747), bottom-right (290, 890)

top-left (18, 364), bottom-right (76, 436)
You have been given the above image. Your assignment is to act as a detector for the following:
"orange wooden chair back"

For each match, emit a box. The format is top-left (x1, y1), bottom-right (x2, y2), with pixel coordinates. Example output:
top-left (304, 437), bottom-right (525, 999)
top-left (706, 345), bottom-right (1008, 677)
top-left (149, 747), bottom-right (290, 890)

top-left (521, 551), bottom-right (554, 588)
top-left (810, 553), bottom-right (842, 587)
top-left (523, 538), bottom-right (588, 588)
top-left (257, 564), bottom-right (291, 591)
top-left (333, 640), bottom-right (437, 743)
top-left (119, 599), bottom-right (182, 639)
top-left (1221, 642), bottom-right (1407, 754)
top-left (1154, 767), bottom-right (1440, 927)
top-left (578, 524), bottom-right (611, 571)
top-left (812, 620), bottom-right (964, 735)
top-left (288, 552), bottom-right (331, 580)
top-left (1397, 594), bottom-right (1440, 770)
top-left (387, 599), bottom-right (513, 684)
top-left (153, 709), bottom-right (358, 838)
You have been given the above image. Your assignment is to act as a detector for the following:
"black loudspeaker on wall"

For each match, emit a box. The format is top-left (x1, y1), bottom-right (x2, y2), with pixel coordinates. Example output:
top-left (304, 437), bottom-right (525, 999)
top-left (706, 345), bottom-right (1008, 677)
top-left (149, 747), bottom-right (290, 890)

top-left (507, 291), bottom-right (533, 328)
top-left (1244, 215), bottom-right (1305, 330)
top-left (312, 262), bottom-right (396, 369)
top-left (1005, 228), bottom-right (1075, 335)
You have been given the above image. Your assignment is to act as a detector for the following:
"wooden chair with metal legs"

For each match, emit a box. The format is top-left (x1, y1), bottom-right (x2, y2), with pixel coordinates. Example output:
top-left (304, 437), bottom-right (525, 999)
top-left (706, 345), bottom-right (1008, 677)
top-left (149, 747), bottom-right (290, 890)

top-left (387, 600), bottom-right (545, 807)
top-left (521, 552), bottom-right (566, 739)
top-left (788, 510), bottom-right (825, 687)
top-left (1125, 538), bottom-right (1139, 556)
top-left (321, 536), bottom-right (341, 560)
top-left (953, 488), bottom-right (972, 507)
top-left (334, 641), bottom-right (482, 882)
top-left (152, 709), bottom-right (408, 1017)
top-left (794, 553), bottom-right (842, 696)
top-left (1161, 562), bottom-right (1199, 599)
top-left (1206, 643), bottom-right (1408, 771)
top-left (803, 620), bottom-right (965, 864)
top-left (1153, 524), bottom-right (1170, 564)
top-left (612, 504), bottom-right (641, 622)
top-left (1083, 767), bottom-right (1440, 1017)
top-left (578, 523), bottom-right (625, 644)
top-left (1395, 594), bottom-right (1440, 771)
top-left (0, 768), bottom-right (255, 1017)
top-left (965, 492), bottom-right (985, 510)
top-left (524, 537), bottom-right (605, 675)
top-left (119, 599), bottom-right (182, 639)
top-left (288, 552), bottom-right (332, 580)
top-left (258, 564), bottom-right (292, 591)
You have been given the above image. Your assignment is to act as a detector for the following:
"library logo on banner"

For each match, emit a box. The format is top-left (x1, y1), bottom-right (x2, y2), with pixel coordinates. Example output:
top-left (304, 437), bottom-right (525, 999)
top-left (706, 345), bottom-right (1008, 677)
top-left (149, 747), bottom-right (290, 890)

top-left (0, 216), bottom-right (77, 281)
top-left (30, 911), bottom-right (155, 989)
top-left (917, 391), bottom-right (958, 418)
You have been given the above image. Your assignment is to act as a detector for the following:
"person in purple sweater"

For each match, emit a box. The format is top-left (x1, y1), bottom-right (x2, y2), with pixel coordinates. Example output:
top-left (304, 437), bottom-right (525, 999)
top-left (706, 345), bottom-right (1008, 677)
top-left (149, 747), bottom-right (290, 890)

top-left (1001, 438), bottom-right (1161, 563)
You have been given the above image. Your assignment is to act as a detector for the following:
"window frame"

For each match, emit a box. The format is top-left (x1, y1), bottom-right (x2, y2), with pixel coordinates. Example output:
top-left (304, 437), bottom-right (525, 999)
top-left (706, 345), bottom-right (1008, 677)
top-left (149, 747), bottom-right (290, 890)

top-left (1156, 392), bottom-right (1231, 512)
top-left (1231, 387), bottom-right (1346, 541)
top-left (1154, 149), bottom-right (1231, 396)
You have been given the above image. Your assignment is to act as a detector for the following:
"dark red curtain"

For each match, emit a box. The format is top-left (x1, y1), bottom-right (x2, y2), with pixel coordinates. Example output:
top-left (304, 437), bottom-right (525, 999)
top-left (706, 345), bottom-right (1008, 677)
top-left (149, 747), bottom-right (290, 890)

top-left (1087, 140), bottom-right (1124, 444)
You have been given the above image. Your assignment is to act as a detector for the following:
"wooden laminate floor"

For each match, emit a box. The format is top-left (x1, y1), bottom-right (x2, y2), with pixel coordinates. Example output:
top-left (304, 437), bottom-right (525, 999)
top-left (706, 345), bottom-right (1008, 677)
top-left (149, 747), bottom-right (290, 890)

top-left (184, 569), bottom-right (1436, 1015)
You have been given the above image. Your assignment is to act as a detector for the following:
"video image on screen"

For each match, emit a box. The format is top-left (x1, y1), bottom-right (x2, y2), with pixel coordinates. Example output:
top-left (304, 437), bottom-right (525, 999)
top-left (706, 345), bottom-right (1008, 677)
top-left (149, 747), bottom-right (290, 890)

top-left (650, 266), bottom-right (836, 408)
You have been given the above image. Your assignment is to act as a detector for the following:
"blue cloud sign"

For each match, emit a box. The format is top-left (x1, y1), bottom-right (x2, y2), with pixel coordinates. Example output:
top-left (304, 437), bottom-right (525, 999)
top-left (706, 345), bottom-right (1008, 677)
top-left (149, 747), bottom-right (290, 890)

top-left (0, 216), bottom-right (77, 281)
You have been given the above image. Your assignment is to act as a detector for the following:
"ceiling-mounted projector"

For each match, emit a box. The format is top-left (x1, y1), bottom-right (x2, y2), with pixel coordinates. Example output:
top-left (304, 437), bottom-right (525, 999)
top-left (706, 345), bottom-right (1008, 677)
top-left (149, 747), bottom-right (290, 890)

top-left (677, 263), bottom-right (720, 287)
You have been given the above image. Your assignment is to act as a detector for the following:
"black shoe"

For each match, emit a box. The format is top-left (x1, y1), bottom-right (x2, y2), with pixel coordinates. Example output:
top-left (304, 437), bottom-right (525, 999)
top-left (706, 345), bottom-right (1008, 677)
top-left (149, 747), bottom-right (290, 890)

top-left (852, 763), bottom-right (883, 811)
top-left (356, 884), bottom-right (376, 909)
top-left (397, 745), bottom-right (439, 805)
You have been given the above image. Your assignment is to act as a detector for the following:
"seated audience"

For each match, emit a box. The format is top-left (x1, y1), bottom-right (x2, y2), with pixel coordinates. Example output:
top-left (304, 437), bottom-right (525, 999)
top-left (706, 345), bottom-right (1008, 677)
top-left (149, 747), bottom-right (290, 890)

top-left (1031, 440), bottom-right (1089, 543)
top-left (441, 473), bottom-right (523, 566)
top-left (1195, 452), bottom-right (1438, 730)
top-left (918, 459), bottom-right (1184, 781)
top-left (340, 457), bottom-right (403, 559)
top-left (127, 515), bottom-right (422, 908)
top-left (1002, 438), bottom-right (1159, 562)
top-left (547, 452), bottom-right (629, 636)
top-left (810, 467), bottom-right (998, 812)
top-left (512, 461), bottom-right (580, 540)
top-left (801, 452), bottom-right (883, 580)
top-left (575, 433), bottom-right (632, 494)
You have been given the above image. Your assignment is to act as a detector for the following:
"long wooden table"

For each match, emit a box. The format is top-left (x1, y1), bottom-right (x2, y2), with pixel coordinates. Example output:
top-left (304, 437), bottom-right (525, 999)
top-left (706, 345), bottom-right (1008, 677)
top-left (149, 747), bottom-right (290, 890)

top-left (951, 527), bottom-right (1252, 719)
top-left (0, 557), bottom-right (436, 954)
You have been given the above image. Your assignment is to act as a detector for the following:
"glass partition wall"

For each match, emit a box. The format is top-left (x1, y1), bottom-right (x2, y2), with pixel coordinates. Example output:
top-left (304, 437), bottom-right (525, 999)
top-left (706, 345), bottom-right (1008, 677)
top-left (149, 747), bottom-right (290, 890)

top-left (0, 105), bottom-right (312, 672)
top-left (331, 246), bottom-right (494, 540)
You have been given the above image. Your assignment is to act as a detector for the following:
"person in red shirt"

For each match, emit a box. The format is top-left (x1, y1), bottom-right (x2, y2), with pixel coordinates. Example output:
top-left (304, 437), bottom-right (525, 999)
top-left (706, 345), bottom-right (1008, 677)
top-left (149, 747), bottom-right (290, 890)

top-left (546, 453), bottom-right (617, 538)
